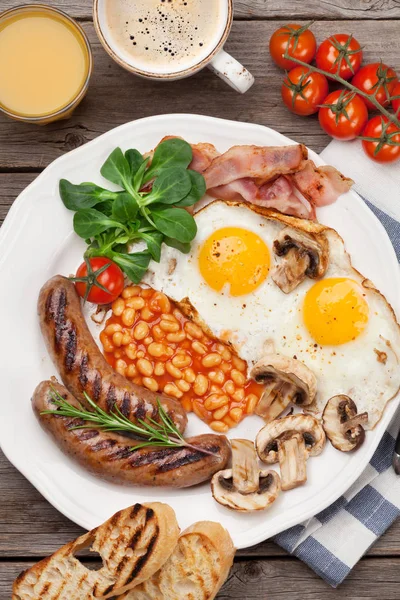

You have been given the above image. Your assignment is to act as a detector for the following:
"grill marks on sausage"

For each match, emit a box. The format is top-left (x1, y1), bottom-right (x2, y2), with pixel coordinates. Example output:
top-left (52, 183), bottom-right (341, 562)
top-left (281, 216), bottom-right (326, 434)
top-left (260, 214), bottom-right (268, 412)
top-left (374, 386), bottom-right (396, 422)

top-left (92, 372), bottom-right (102, 402)
top-left (79, 353), bottom-right (89, 388)
top-left (106, 384), bottom-right (117, 412)
top-left (54, 289), bottom-right (68, 350)
top-left (65, 326), bottom-right (77, 372)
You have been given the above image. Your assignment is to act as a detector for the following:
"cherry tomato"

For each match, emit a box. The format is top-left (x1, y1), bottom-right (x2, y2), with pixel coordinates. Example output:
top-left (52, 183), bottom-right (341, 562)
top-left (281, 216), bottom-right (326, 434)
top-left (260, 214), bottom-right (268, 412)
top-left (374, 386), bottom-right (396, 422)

top-left (391, 81), bottom-right (400, 115)
top-left (73, 257), bottom-right (125, 304)
top-left (361, 116), bottom-right (400, 164)
top-left (318, 90), bottom-right (368, 140)
top-left (282, 67), bottom-right (329, 116)
top-left (352, 62), bottom-right (398, 110)
top-left (269, 23), bottom-right (317, 70)
top-left (316, 34), bottom-right (363, 80)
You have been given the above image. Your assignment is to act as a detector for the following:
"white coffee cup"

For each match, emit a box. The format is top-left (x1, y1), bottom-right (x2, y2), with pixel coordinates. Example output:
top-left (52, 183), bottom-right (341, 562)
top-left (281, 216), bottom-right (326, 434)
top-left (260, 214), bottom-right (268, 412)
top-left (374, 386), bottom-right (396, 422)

top-left (93, 0), bottom-right (254, 94)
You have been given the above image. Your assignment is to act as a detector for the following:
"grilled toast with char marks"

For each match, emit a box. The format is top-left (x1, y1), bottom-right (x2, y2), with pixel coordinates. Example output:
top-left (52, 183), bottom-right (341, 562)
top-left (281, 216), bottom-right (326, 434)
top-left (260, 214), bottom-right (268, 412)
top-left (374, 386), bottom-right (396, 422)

top-left (119, 521), bottom-right (235, 600)
top-left (12, 503), bottom-right (179, 600)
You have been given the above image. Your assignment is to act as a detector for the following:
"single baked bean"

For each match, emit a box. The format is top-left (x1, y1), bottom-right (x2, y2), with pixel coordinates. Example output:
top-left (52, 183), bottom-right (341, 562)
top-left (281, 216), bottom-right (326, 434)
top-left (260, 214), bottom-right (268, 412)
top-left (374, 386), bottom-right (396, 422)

top-left (210, 421), bottom-right (229, 433)
top-left (137, 358), bottom-right (153, 377)
top-left (126, 296), bottom-right (145, 310)
top-left (192, 400), bottom-right (211, 421)
top-left (141, 307), bottom-right (154, 321)
top-left (204, 394), bottom-right (229, 411)
top-left (194, 374), bottom-right (208, 396)
top-left (112, 298), bottom-right (125, 316)
top-left (166, 331), bottom-right (186, 343)
top-left (172, 353), bottom-right (191, 368)
top-left (160, 319), bottom-right (180, 333)
top-left (133, 322), bottom-right (149, 340)
top-left (233, 389), bottom-right (245, 402)
top-left (142, 377), bottom-right (158, 392)
top-left (208, 370), bottom-right (225, 385)
top-left (115, 358), bottom-right (127, 376)
top-left (148, 342), bottom-right (166, 358)
top-left (126, 364), bottom-right (137, 378)
top-left (125, 343), bottom-right (137, 360)
top-left (141, 288), bottom-right (153, 298)
top-left (112, 331), bottom-right (123, 347)
top-left (220, 361), bottom-right (231, 373)
top-left (166, 362), bottom-right (182, 379)
top-left (230, 407), bottom-right (243, 422)
top-left (145, 336), bottom-right (154, 345)
top-left (221, 348), bottom-right (232, 361)
top-left (213, 405), bottom-right (229, 420)
top-left (122, 285), bottom-right (141, 299)
top-left (166, 347), bottom-right (174, 357)
top-left (202, 353), bottom-right (222, 368)
top-left (184, 368), bottom-right (196, 383)
top-left (246, 394), bottom-right (259, 414)
top-left (121, 308), bottom-right (135, 327)
top-left (160, 313), bottom-right (176, 322)
top-left (184, 321), bottom-right (203, 339)
top-left (121, 332), bottom-right (131, 346)
top-left (105, 323), bottom-right (122, 335)
top-left (137, 350), bottom-right (145, 358)
top-left (231, 369), bottom-right (246, 386)
top-left (224, 380), bottom-right (235, 396)
top-left (152, 325), bottom-right (165, 340)
top-left (223, 415), bottom-right (237, 428)
top-left (210, 384), bottom-right (222, 394)
top-left (101, 334), bottom-right (114, 353)
top-left (154, 361), bottom-right (165, 376)
top-left (232, 355), bottom-right (246, 372)
top-left (114, 350), bottom-right (122, 359)
top-left (164, 383), bottom-right (183, 399)
top-left (192, 341), bottom-right (207, 355)
top-left (176, 379), bottom-right (190, 392)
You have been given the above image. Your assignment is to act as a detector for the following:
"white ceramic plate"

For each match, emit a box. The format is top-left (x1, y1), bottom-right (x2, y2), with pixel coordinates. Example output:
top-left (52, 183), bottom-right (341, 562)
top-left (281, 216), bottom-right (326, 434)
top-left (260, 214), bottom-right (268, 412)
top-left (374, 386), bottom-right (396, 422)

top-left (0, 115), bottom-right (399, 549)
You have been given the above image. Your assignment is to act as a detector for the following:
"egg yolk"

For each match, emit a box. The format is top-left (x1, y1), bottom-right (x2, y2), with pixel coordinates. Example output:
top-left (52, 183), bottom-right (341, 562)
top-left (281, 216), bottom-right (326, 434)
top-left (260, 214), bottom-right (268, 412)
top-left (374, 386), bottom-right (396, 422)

top-left (303, 277), bottom-right (369, 345)
top-left (198, 227), bottom-right (270, 296)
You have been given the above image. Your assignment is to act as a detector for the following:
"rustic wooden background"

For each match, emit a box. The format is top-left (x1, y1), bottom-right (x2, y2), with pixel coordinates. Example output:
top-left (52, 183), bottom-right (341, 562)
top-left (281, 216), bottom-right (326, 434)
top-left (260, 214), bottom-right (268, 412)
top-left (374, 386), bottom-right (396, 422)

top-left (1, 1), bottom-right (399, 597)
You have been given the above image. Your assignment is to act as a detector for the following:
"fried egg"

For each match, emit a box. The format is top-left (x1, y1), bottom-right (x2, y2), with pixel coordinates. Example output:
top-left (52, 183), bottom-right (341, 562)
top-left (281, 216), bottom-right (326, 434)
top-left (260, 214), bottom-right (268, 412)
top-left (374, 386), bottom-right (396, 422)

top-left (143, 200), bottom-right (400, 428)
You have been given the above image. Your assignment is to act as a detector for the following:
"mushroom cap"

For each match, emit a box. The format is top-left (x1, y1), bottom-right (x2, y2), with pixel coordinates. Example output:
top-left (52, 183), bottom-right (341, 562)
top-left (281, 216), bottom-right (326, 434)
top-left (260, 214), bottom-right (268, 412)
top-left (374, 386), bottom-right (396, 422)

top-left (251, 354), bottom-right (317, 408)
top-left (272, 227), bottom-right (329, 293)
top-left (256, 413), bottom-right (326, 464)
top-left (211, 468), bottom-right (281, 512)
top-left (322, 395), bottom-right (368, 452)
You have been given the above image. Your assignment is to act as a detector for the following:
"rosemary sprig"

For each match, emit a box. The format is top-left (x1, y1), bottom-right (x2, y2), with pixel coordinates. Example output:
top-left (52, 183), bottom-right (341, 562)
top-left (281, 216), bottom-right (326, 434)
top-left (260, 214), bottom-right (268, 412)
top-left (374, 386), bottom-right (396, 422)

top-left (42, 387), bottom-right (215, 455)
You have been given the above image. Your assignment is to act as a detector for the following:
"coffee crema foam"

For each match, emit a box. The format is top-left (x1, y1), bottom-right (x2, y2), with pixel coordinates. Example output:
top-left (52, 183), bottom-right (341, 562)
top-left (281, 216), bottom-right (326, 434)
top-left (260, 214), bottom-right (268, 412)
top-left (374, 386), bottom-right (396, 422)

top-left (105, 0), bottom-right (226, 74)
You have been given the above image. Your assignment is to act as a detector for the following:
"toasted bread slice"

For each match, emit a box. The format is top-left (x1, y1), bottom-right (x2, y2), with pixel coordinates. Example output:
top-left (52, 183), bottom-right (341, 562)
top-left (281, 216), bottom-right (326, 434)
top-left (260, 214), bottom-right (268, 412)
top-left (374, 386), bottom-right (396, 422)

top-left (12, 503), bottom-right (179, 600)
top-left (119, 521), bottom-right (235, 600)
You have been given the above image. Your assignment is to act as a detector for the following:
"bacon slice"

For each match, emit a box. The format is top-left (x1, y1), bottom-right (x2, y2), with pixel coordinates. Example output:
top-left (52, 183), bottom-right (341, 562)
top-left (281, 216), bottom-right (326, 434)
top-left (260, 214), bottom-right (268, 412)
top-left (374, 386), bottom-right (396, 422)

top-left (190, 142), bottom-right (220, 172)
top-left (289, 160), bottom-right (354, 207)
top-left (203, 144), bottom-right (308, 189)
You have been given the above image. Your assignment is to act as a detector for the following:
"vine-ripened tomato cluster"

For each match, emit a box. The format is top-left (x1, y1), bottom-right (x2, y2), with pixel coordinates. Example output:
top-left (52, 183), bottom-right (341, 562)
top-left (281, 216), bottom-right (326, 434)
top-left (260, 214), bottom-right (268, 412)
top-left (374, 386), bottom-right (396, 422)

top-left (269, 23), bottom-right (400, 163)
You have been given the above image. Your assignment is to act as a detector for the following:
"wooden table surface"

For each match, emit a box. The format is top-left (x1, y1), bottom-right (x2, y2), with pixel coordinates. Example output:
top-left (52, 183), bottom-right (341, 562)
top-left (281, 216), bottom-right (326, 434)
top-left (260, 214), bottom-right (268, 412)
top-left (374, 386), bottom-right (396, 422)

top-left (1, 1), bottom-right (399, 597)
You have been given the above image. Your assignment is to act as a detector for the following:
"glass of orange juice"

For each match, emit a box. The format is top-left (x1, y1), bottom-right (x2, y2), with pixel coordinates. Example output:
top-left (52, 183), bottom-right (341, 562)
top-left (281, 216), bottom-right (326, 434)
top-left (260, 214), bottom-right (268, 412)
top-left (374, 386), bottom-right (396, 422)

top-left (0, 4), bottom-right (93, 124)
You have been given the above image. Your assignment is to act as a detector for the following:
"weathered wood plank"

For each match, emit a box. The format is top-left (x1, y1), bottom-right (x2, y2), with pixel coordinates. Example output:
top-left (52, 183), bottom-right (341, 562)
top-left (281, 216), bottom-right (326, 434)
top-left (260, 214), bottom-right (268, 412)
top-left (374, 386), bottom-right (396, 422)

top-left (1, 557), bottom-right (400, 599)
top-left (0, 19), bottom-right (399, 170)
top-left (1, 0), bottom-right (399, 20)
top-left (0, 449), bottom-right (399, 558)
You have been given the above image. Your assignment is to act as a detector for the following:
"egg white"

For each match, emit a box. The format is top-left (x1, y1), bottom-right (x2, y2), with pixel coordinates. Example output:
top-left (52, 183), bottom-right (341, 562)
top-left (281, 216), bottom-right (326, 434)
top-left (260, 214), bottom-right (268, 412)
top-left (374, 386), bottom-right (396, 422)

top-left (143, 201), bottom-right (400, 429)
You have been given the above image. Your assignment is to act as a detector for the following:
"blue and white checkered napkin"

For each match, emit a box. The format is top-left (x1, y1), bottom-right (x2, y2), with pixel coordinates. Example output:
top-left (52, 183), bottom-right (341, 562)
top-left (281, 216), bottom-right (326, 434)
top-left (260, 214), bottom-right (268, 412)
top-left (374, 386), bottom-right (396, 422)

top-left (273, 139), bottom-right (400, 587)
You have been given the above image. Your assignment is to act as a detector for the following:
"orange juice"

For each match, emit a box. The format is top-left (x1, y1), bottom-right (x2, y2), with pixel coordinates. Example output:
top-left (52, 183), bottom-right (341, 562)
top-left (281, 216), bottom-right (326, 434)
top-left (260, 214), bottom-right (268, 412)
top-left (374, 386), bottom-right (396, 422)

top-left (0, 5), bottom-right (92, 121)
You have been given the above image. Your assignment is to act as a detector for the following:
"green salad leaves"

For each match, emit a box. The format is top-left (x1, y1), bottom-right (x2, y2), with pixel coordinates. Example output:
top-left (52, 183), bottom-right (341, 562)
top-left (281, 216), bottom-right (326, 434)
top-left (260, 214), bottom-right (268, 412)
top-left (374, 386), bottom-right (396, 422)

top-left (59, 138), bottom-right (205, 283)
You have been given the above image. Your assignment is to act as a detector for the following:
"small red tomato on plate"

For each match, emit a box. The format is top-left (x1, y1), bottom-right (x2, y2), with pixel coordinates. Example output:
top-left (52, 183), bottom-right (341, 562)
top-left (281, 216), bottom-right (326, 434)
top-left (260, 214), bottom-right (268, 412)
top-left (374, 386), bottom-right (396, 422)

top-left (282, 66), bottom-right (329, 116)
top-left (318, 90), bottom-right (368, 140)
top-left (269, 23), bottom-right (317, 70)
top-left (361, 116), bottom-right (400, 163)
top-left (352, 62), bottom-right (398, 110)
top-left (316, 34), bottom-right (363, 80)
top-left (73, 256), bottom-right (125, 304)
top-left (391, 81), bottom-right (400, 115)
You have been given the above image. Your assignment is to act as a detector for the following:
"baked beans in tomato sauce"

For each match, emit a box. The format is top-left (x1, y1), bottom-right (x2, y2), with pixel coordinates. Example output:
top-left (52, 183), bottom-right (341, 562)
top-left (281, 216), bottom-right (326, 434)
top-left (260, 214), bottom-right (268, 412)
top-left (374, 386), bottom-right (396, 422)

top-left (100, 285), bottom-right (264, 432)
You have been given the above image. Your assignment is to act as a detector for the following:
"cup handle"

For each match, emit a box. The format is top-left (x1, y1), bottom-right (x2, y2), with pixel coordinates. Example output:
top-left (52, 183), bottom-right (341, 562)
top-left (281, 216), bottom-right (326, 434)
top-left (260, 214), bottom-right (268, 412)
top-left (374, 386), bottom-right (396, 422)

top-left (208, 48), bottom-right (254, 94)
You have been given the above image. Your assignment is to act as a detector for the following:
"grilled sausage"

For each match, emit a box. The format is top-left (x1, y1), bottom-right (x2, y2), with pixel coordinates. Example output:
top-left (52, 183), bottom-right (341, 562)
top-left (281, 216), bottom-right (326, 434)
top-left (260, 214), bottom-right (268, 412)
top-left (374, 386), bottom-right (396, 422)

top-left (38, 275), bottom-right (187, 433)
top-left (33, 381), bottom-right (231, 488)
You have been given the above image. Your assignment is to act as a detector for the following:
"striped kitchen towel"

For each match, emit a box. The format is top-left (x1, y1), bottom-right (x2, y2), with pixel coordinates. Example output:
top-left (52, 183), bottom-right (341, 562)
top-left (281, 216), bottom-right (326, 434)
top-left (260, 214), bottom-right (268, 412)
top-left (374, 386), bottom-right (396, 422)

top-left (273, 139), bottom-right (400, 587)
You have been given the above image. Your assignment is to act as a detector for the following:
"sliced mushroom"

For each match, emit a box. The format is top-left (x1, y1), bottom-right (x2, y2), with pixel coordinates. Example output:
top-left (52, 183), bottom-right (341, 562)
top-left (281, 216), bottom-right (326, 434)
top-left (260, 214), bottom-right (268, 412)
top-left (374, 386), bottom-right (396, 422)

top-left (211, 439), bottom-right (281, 512)
top-left (256, 414), bottom-right (326, 491)
top-left (272, 227), bottom-right (329, 293)
top-left (251, 354), bottom-right (317, 422)
top-left (322, 395), bottom-right (368, 452)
